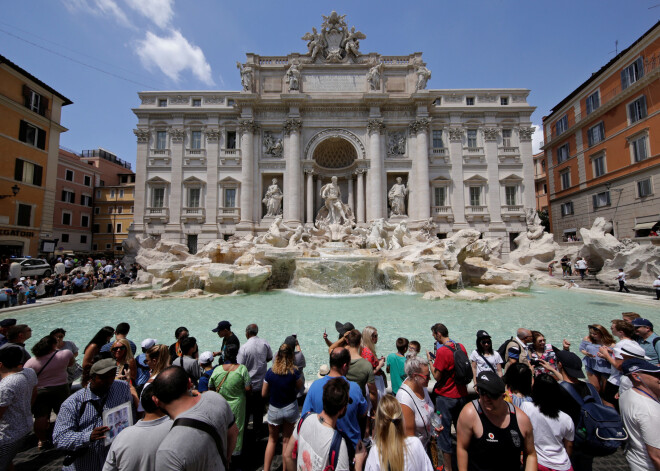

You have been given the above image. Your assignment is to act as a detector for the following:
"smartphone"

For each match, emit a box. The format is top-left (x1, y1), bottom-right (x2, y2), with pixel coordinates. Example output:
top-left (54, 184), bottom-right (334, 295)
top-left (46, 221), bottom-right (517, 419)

top-left (428, 350), bottom-right (436, 360)
top-left (529, 359), bottom-right (540, 366)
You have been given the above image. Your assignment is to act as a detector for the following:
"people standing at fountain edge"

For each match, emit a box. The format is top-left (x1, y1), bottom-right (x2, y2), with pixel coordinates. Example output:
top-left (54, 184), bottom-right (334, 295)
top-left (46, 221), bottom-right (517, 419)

top-left (503, 363), bottom-right (534, 408)
top-left (53, 358), bottom-right (138, 471)
top-left (428, 323), bottom-right (470, 471)
top-left (502, 328), bottom-right (532, 372)
top-left (284, 334), bottom-right (307, 396)
top-left (548, 261), bottom-right (557, 277)
top-left (173, 336), bottom-right (203, 388)
top-left (302, 347), bottom-right (369, 448)
top-left (135, 338), bottom-right (156, 388)
top-left (560, 255), bottom-right (571, 278)
top-left (102, 384), bottom-right (172, 471)
top-left (0, 324), bottom-right (32, 364)
top-left (100, 323), bottom-right (137, 356)
top-left (631, 318), bottom-right (660, 364)
top-left (580, 324), bottom-right (616, 394)
top-left (456, 370), bottom-right (537, 471)
top-left (324, 321), bottom-right (355, 348)
top-left (361, 326), bottom-right (387, 398)
top-left (623, 311), bottom-right (641, 323)
top-left (212, 320), bottom-right (240, 364)
top-left (616, 268), bottom-right (630, 293)
top-left (169, 326), bottom-right (189, 363)
top-left (81, 326), bottom-right (115, 388)
top-left (151, 366), bottom-right (239, 471)
top-left (618, 359), bottom-right (660, 471)
top-left (237, 323), bottom-right (272, 443)
top-left (0, 318), bottom-right (16, 346)
top-left (386, 337), bottom-right (408, 395)
top-left (344, 330), bottom-right (378, 407)
top-left (395, 354), bottom-right (435, 449)
top-left (469, 330), bottom-right (502, 378)
top-left (197, 351), bottom-right (217, 393)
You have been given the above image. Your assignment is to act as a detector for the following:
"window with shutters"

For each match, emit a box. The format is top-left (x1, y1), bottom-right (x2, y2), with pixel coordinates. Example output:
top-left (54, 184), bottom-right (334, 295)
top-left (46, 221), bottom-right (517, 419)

top-left (637, 178), bottom-right (652, 198)
top-left (62, 212), bottom-right (72, 225)
top-left (116, 223), bottom-right (122, 233)
top-left (560, 202), bottom-right (573, 217)
top-left (81, 195), bottom-right (93, 207)
top-left (556, 143), bottom-right (570, 163)
top-left (587, 122), bottom-right (605, 147)
top-left (61, 234), bottom-right (69, 243)
top-left (17, 204), bottom-right (32, 226)
top-left (65, 169), bottom-right (74, 181)
top-left (81, 215), bottom-right (89, 227)
top-left (14, 159), bottom-right (42, 187)
top-left (628, 96), bottom-right (647, 124)
top-left (560, 170), bottom-right (571, 190)
top-left (80, 235), bottom-right (87, 244)
top-left (84, 175), bottom-right (92, 186)
top-left (107, 223), bottom-right (112, 233)
top-left (630, 134), bottom-right (649, 162)
top-left (555, 115), bottom-right (568, 136)
top-left (18, 121), bottom-right (46, 149)
top-left (592, 191), bottom-right (611, 210)
top-left (61, 190), bottom-right (75, 204)
top-left (592, 154), bottom-right (606, 177)
top-left (23, 86), bottom-right (48, 116)
top-left (94, 207), bottom-right (100, 215)
top-left (621, 57), bottom-right (644, 90)
top-left (586, 91), bottom-right (600, 114)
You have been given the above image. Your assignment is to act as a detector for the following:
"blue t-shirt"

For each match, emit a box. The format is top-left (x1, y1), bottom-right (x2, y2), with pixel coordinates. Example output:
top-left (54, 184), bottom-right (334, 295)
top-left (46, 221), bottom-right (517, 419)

top-left (135, 353), bottom-right (150, 387)
top-left (302, 375), bottom-right (368, 446)
top-left (265, 368), bottom-right (301, 408)
top-left (198, 366), bottom-right (217, 393)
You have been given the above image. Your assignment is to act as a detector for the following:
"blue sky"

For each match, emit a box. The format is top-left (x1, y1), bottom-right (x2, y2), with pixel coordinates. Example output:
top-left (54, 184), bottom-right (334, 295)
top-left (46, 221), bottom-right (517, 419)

top-left (2, 1), bottom-right (657, 167)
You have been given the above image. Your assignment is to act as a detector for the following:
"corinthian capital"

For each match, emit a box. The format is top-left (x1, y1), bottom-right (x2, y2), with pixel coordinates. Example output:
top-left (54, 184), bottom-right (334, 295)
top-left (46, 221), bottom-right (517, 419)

top-left (169, 128), bottom-right (185, 142)
top-left (483, 127), bottom-right (500, 141)
top-left (448, 127), bottom-right (464, 141)
top-left (239, 119), bottom-right (260, 135)
top-left (409, 118), bottom-right (430, 135)
top-left (283, 118), bottom-right (303, 136)
top-left (367, 119), bottom-right (385, 135)
top-left (133, 128), bottom-right (150, 143)
top-left (518, 127), bottom-right (534, 141)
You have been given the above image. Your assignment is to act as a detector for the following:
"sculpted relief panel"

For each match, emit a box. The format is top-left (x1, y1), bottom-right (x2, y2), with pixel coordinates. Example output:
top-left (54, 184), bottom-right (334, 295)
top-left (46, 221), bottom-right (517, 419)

top-left (302, 74), bottom-right (364, 92)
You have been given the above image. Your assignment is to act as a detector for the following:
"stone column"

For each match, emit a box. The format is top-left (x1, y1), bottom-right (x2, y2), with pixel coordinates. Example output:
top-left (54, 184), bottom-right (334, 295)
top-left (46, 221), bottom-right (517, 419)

top-left (484, 127), bottom-right (503, 223)
top-left (204, 127), bottom-right (220, 236)
top-left (284, 119), bottom-right (302, 224)
top-left (518, 126), bottom-right (536, 209)
top-left (410, 118), bottom-right (431, 221)
top-left (448, 126), bottom-right (466, 225)
top-left (347, 176), bottom-right (354, 211)
top-left (305, 169), bottom-right (314, 224)
top-left (367, 119), bottom-right (385, 221)
top-left (132, 129), bottom-right (150, 232)
top-left (356, 169), bottom-right (365, 223)
top-left (169, 126), bottom-right (185, 229)
top-left (238, 120), bottom-right (257, 225)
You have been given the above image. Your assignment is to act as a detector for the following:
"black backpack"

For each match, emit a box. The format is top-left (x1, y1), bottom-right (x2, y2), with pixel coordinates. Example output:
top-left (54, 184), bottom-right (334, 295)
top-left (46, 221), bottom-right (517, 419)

top-left (496, 337), bottom-right (514, 364)
top-left (445, 343), bottom-right (473, 385)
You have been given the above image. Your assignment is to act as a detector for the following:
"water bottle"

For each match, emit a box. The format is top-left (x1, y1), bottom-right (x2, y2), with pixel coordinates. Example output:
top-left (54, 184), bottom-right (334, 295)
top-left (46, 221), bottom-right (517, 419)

top-left (430, 411), bottom-right (443, 437)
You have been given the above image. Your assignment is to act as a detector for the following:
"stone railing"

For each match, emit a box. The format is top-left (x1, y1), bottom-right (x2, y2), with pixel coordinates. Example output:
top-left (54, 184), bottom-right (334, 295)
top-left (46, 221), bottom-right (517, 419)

top-left (501, 205), bottom-right (524, 213)
top-left (218, 207), bottom-right (240, 220)
top-left (380, 56), bottom-right (411, 65)
top-left (464, 147), bottom-right (484, 154)
top-left (150, 149), bottom-right (171, 156)
top-left (221, 149), bottom-right (241, 157)
top-left (432, 206), bottom-right (452, 214)
top-left (431, 148), bottom-right (447, 155)
top-left (145, 207), bottom-right (169, 221)
top-left (258, 57), bottom-right (289, 65)
top-left (498, 146), bottom-right (519, 153)
top-left (466, 205), bottom-right (488, 213)
top-left (185, 148), bottom-right (206, 157)
top-left (182, 207), bottom-right (205, 221)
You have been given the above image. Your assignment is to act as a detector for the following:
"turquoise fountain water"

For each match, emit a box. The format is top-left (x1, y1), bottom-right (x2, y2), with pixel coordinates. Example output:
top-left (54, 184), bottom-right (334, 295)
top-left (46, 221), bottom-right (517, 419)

top-left (14, 288), bottom-right (659, 380)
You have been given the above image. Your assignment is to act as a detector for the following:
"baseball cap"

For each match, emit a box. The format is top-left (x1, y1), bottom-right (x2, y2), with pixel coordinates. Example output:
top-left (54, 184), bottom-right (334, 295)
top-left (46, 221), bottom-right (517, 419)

top-left (141, 338), bottom-right (157, 350)
top-left (631, 318), bottom-right (653, 329)
top-left (0, 319), bottom-right (17, 328)
top-left (474, 371), bottom-right (505, 396)
top-left (622, 358), bottom-right (660, 376)
top-left (284, 335), bottom-right (297, 351)
top-left (212, 320), bottom-right (231, 332)
top-left (335, 321), bottom-right (355, 336)
top-left (19, 277), bottom-right (25, 281)
top-left (476, 330), bottom-right (491, 339)
top-left (199, 351), bottom-right (214, 365)
top-left (555, 350), bottom-right (585, 379)
top-left (613, 340), bottom-right (650, 360)
top-left (90, 358), bottom-right (117, 376)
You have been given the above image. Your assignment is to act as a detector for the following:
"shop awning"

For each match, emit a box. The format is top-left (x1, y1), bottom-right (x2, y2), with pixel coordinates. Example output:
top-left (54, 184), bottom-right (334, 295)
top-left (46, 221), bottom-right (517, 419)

top-left (633, 221), bottom-right (659, 230)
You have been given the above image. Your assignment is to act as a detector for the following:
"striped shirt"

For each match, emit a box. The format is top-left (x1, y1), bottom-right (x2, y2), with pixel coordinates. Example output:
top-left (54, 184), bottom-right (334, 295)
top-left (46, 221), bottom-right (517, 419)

top-left (53, 381), bottom-right (132, 471)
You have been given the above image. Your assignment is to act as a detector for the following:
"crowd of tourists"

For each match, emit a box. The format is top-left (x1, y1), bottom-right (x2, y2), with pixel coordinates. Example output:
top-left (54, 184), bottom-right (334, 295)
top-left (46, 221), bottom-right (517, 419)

top-left (0, 310), bottom-right (659, 471)
top-left (0, 257), bottom-right (142, 308)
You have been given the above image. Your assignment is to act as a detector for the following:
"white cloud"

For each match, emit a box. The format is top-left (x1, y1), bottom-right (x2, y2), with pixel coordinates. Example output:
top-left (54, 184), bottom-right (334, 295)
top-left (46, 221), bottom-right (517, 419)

top-left (135, 30), bottom-right (214, 85)
top-left (61, 0), bottom-right (133, 27)
top-left (532, 124), bottom-right (544, 154)
top-left (123, 0), bottom-right (174, 29)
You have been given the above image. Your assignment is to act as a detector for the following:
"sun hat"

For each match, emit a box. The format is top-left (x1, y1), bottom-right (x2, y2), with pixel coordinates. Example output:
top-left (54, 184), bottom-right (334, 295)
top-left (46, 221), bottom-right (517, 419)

top-left (199, 351), bottom-right (214, 365)
top-left (317, 364), bottom-right (330, 378)
top-left (613, 340), bottom-right (650, 360)
top-left (335, 321), bottom-right (355, 337)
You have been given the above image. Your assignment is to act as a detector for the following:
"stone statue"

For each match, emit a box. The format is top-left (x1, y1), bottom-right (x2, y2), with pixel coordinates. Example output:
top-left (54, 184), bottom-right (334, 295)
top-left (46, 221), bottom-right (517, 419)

top-left (320, 176), bottom-right (348, 225)
top-left (525, 208), bottom-right (545, 240)
top-left (366, 62), bottom-right (382, 91)
top-left (415, 63), bottom-right (431, 91)
top-left (236, 62), bottom-right (253, 92)
top-left (263, 133), bottom-right (283, 158)
top-left (301, 27), bottom-right (324, 62)
top-left (389, 220), bottom-right (410, 250)
top-left (418, 217), bottom-right (438, 241)
top-left (262, 178), bottom-right (283, 217)
top-left (387, 132), bottom-right (406, 155)
top-left (287, 224), bottom-right (307, 247)
top-left (341, 26), bottom-right (365, 58)
top-left (302, 12), bottom-right (365, 63)
top-left (388, 177), bottom-right (409, 217)
top-left (366, 218), bottom-right (389, 250)
top-left (285, 62), bottom-right (301, 91)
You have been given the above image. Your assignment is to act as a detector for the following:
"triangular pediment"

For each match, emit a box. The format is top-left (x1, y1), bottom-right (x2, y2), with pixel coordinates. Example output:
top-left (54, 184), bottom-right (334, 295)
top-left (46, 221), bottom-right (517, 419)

top-left (219, 176), bottom-right (240, 184)
top-left (464, 175), bottom-right (487, 183)
top-left (146, 176), bottom-right (170, 184)
top-left (183, 176), bottom-right (205, 184)
top-left (500, 174), bottom-right (523, 183)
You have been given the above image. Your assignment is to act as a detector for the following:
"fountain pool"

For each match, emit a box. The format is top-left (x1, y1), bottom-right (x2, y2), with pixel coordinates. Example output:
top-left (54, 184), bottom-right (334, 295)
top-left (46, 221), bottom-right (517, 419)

top-left (14, 288), bottom-right (659, 380)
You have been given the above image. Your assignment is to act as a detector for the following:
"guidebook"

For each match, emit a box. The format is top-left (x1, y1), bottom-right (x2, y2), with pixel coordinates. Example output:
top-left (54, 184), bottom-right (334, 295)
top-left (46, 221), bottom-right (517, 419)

top-left (102, 401), bottom-right (133, 446)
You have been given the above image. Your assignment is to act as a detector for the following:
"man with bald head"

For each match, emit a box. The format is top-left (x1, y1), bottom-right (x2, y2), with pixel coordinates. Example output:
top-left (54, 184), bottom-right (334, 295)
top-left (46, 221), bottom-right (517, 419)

top-left (504, 328), bottom-right (533, 371)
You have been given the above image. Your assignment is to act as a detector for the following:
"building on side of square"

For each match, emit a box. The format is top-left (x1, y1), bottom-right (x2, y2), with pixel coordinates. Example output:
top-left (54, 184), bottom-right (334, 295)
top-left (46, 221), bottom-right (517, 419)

top-left (130, 12), bottom-right (536, 255)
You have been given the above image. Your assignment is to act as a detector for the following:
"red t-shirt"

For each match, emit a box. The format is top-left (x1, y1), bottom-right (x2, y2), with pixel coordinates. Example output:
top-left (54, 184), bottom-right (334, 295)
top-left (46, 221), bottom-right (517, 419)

top-left (433, 341), bottom-right (468, 398)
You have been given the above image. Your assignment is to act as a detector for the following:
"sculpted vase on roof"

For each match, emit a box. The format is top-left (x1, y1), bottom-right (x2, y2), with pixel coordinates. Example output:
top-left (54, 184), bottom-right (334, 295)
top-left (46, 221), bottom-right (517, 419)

top-left (301, 11), bottom-right (366, 63)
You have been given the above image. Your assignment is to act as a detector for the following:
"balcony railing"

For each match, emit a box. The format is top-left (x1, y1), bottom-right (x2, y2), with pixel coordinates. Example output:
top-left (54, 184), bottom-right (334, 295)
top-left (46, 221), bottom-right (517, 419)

top-left (218, 207), bottom-right (240, 220)
top-left (185, 148), bottom-right (206, 156)
top-left (464, 147), bottom-right (484, 154)
top-left (432, 206), bottom-right (452, 214)
top-left (150, 149), bottom-right (171, 156)
top-left (498, 146), bottom-right (519, 154)
top-left (144, 207), bottom-right (169, 221)
top-left (182, 207), bottom-right (205, 221)
top-left (221, 148), bottom-right (241, 157)
top-left (501, 205), bottom-right (524, 213)
top-left (431, 148), bottom-right (447, 155)
top-left (466, 205), bottom-right (488, 213)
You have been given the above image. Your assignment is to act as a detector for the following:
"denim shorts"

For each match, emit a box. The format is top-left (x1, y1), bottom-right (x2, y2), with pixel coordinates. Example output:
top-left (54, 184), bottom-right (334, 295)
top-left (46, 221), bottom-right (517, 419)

top-left (266, 401), bottom-right (299, 426)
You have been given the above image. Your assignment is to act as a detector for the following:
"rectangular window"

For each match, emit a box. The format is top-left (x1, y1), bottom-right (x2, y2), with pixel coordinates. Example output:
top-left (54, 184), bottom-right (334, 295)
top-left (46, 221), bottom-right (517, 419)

top-left (62, 212), bottom-right (72, 225)
top-left (560, 171), bottom-right (571, 190)
top-left (152, 188), bottom-right (165, 208)
top-left (226, 131), bottom-right (237, 149)
top-left (191, 131), bottom-right (202, 149)
top-left (94, 207), bottom-right (100, 215)
top-left (80, 235), bottom-right (87, 244)
top-left (26, 89), bottom-right (41, 113)
top-left (502, 129), bottom-right (512, 147)
top-left (188, 188), bottom-right (201, 207)
top-left (156, 131), bottom-right (167, 149)
top-left (586, 91), bottom-right (600, 114)
top-left (187, 234), bottom-right (198, 255)
top-left (593, 155), bottom-right (606, 177)
top-left (14, 159), bottom-right (42, 186)
top-left (18, 121), bottom-right (46, 149)
top-left (107, 223), bottom-right (112, 233)
top-left (117, 207), bottom-right (123, 214)
top-left (61, 190), bottom-right (75, 203)
top-left (106, 244), bottom-right (111, 249)
top-left (628, 96), bottom-right (647, 123)
top-left (17, 204), bottom-right (31, 226)
top-left (467, 129), bottom-right (478, 148)
top-left (631, 134), bottom-right (648, 162)
top-left (587, 122), bottom-right (605, 147)
top-left (556, 143), bottom-right (570, 163)
top-left (469, 186), bottom-right (481, 206)
top-left (96, 190), bottom-right (101, 198)
top-left (466, 97), bottom-right (475, 106)
top-left (119, 189), bottom-right (124, 198)
top-left (224, 188), bottom-right (236, 207)
top-left (192, 98), bottom-right (201, 107)
top-left (65, 169), bottom-right (74, 181)
top-left (61, 234), bottom-right (69, 243)
top-left (432, 130), bottom-right (444, 149)
top-left (81, 215), bottom-right (89, 227)
top-left (81, 195), bottom-right (92, 206)
top-left (505, 186), bottom-right (517, 206)
top-left (84, 175), bottom-right (92, 186)
top-left (592, 191), bottom-right (611, 209)
top-left (637, 178), bottom-right (652, 197)
top-left (621, 57), bottom-right (644, 90)
top-left (158, 99), bottom-right (167, 107)
top-left (555, 115), bottom-right (568, 136)
top-left (116, 223), bottom-right (122, 233)
top-left (560, 202), bottom-right (574, 216)
top-left (108, 207), bottom-right (114, 214)
top-left (92, 224), bottom-right (99, 234)
top-left (110, 190), bottom-right (115, 198)
top-left (434, 187), bottom-right (446, 206)
top-left (500, 97), bottom-right (509, 105)
top-left (92, 244), bottom-right (97, 251)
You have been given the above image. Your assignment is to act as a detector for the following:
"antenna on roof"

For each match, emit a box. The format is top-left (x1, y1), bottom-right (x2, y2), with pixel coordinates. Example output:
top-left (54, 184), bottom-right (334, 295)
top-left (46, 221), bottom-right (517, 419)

top-left (609, 40), bottom-right (618, 56)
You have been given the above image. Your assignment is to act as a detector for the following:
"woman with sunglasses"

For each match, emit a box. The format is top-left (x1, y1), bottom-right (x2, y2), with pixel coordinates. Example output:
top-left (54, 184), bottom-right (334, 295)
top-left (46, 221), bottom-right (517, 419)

top-left (362, 326), bottom-right (387, 399)
top-left (469, 330), bottom-right (503, 379)
top-left (579, 324), bottom-right (615, 394)
top-left (395, 354), bottom-right (436, 450)
top-left (529, 331), bottom-right (557, 377)
top-left (111, 339), bottom-right (136, 384)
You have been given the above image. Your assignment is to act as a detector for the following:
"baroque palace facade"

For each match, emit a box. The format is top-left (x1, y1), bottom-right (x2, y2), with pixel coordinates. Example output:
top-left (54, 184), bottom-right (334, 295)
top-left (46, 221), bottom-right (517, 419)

top-left (131, 13), bottom-right (536, 254)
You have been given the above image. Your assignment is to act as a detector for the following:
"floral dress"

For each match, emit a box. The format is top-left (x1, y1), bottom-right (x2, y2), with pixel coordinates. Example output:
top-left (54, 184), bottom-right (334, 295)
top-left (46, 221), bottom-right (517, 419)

top-left (362, 347), bottom-right (387, 389)
top-left (529, 343), bottom-right (557, 376)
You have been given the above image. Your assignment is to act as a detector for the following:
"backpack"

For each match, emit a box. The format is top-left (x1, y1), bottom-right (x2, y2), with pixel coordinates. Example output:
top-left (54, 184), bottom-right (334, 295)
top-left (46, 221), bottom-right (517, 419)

top-left (292, 411), bottom-right (354, 471)
top-left (560, 382), bottom-right (627, 456)
top-left (496, 337), bottom-right (514, 364)
top-left (444, 343), bottom-right (473, 386)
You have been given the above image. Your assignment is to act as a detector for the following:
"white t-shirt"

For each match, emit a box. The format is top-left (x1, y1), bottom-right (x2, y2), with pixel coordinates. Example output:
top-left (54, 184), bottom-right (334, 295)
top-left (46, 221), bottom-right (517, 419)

top-left (292, 413), bottom-right (350, 471)
top-left (616, 272), bottom-right (626, 282)
top-left (395, 383), bottom-right (434, 447)
top-left (520, 402), bottom-right (574, 471)
top-left (619, 388), bottom-right (660, 471)
top-left (576, 260), bottom-right (587, 270)
top-left (469, 350), bottom-right (502, 375)
top-left (653, 279), bottom-right (660, 288)
top-left (364, 436), bottom-right (433, 471)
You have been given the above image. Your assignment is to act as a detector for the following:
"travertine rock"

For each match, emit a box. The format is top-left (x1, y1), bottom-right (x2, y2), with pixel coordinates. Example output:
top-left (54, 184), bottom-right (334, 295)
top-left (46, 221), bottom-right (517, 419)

top-left (461, 257), bottom-right (531, 289)
top-left (579, 217), bottom-right (620, 270)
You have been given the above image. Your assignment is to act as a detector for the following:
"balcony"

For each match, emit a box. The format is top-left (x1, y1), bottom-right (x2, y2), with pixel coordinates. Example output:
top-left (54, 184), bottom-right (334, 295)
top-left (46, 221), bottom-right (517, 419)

top-left (144, 207), bottom-right (169, 222)
top-left (498, 146), bottom-right (521, 163)
top-left (430, 148), bottom-right (450, 164)
top-left (501, 205), bottom-right (525, 221)
top-left (218, 207), bottom-right (240, 222)
top-left (465, 205), bottom-right (490, 222)
top-left (183, 149), bottom-right (206, 167)
top-left (220, 149), bottom-right (241, 165)
top-left (181, 207), bottom-right (205, 222)
top-left (462, 147), bottom-right (485, 164)
top-left (148, 156), bottom-right (171, 167)
top-left (150, 148), bottom-right (170, 156)
top-left (185, 148), bottom-right (206, 157)
top-left (432, 206), bottom-right (454, 222)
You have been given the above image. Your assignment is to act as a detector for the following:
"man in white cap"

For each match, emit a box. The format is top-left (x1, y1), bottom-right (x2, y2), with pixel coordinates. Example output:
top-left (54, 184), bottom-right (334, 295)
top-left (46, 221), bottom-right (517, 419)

top-left (599, 333), bottom-right (650, 411)
top-left (654, 275), bottom-right (660, 300)
top-left (619, 359), bottom-right (660, 471)
top-left (136, 339), bottom-right (157, 388)
top-left (197, 351), bottom-right (217, 393)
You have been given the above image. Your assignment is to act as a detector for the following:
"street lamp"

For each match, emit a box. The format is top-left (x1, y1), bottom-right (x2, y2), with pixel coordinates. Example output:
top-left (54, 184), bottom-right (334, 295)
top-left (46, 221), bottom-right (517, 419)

top-left (0, 185), bottom-right (20, 200)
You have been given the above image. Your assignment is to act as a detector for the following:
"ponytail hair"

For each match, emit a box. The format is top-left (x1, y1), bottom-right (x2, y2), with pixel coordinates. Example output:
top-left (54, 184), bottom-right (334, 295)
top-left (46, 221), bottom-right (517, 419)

top-left (373, 395), bottom-right (407, 471)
